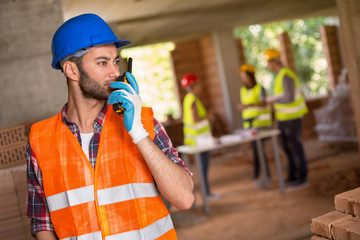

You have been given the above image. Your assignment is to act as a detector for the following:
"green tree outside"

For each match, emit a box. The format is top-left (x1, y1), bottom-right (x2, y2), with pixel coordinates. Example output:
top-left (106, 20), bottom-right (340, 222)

top-left (233, 17), bottom-right (333, 97)
top-left (121, 42), bottom-right (180, 121)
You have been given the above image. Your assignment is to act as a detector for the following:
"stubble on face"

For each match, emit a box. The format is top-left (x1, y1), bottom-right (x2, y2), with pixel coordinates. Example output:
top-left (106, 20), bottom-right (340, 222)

top-left (78, 65), bottom-right (114, 100)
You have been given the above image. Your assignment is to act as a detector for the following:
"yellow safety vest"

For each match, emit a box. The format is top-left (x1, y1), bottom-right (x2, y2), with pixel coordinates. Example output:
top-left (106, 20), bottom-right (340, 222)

top-left (273, 67), bottom-right (308, 121)
top-left (240, 83), bottom-right (272, 129)
top-left (183, 93), bottom-right (211, 146)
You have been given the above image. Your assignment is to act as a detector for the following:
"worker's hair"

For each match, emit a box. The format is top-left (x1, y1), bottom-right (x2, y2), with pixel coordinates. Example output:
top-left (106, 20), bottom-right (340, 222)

top-left (63, 55), bottom-right (85, 84)
top-left (244, 71), bottom-right (257, 87)
top-left (68, 55), bottom-right (84, 71)
top-left (271, 58), bottom-right (282, 64)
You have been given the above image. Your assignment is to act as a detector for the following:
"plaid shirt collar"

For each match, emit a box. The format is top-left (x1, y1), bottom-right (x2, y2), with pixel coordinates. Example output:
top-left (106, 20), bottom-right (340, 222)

top-left (60, 103), bottom-right (108, 134)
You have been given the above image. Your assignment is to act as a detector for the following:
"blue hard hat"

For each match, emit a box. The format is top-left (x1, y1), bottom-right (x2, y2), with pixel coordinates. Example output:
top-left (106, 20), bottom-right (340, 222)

top-left (51, 13), bottom-right (131, 69)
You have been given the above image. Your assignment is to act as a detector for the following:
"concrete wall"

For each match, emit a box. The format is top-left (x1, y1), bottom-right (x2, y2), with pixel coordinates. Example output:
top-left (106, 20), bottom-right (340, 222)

top-left (0, 0), bottom-right (66, 128)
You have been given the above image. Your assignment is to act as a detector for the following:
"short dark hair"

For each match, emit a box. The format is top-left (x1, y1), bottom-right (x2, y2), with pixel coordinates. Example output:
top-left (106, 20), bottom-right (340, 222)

top-left (68, 55), bottom-right (84, 71)
top-left (244, 71), bottom-right (257, 87)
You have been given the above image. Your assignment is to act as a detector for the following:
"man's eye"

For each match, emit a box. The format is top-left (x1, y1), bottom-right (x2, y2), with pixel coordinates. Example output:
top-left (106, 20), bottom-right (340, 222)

top-left (99, 61), bottom-right (107, 66)
top-left (114, 59), bottom-right (120, 65)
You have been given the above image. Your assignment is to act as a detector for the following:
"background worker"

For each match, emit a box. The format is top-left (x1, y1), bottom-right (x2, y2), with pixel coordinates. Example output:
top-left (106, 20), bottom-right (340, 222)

top-left (182, 74), bottom-right (219, 200)
top-left (264, 48), bottom-right (309, 189)
top-left (238, 64), bottom-right (272, 186)
top-left (26, 13), bottom-right (194, 240)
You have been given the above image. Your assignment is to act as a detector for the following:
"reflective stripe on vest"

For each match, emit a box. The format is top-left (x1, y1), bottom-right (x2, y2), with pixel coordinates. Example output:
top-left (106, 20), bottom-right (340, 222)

top-left (105, 214), bottom-right (174, 240)
top-left (62, 231), bottom-right (102, 240)
top-left (240, 83), bottom-right (272, 129)
top-left (273, 67), bottom-right (308, 121)
top-left (97, 183), bottom-right (159, 206)
top-left (183, 93), bottom-right (211, 146)
top-left (47, 185), bottom-right (95, 212)
top-left (29, 105), bottom-right (176, 240)
top-left (61, 215), bottom-right (174, 240)
top-left (47, 183), bottom-right (160, 212)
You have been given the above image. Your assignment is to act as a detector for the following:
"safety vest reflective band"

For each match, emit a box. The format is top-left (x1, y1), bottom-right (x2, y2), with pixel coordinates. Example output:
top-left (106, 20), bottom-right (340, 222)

top-left (273, 67), bottom-right (308, 121)
top-left (183, 93), bottom-right (211, 146)
top-left (105, 214), bottom-right (174, 240)
top-left (62, 231), bottom-right (102, 240)
top-left (240, 83), bottom-right (272, 129)
top-left (47, 183), bottom-right (160, 212)
top-left (61, 215), bottom-right (174, 240)
top-left (97, 182), bottom-right (160, 206)
top-left (29, 105), bottom-right (176, 240)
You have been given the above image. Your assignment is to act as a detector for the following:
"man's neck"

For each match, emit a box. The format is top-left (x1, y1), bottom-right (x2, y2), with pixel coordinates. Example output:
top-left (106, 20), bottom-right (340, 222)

top-left (66, 96), bottom-right (105, 133)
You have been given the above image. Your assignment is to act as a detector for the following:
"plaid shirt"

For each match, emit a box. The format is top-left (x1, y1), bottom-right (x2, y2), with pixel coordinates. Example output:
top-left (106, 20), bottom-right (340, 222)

top-left (26, 104), bottom-right (191, 236)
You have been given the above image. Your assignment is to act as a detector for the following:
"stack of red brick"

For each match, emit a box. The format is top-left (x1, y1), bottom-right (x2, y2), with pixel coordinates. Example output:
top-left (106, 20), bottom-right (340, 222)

top-left (311, 187), bottom-right (360, 239)
top-left (0, 124), bottom-right (32, 239)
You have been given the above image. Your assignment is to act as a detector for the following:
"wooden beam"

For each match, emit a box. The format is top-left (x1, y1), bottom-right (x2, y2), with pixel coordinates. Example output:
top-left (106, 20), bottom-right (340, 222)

top-left (278, 32), bottom-right (296, 72)
top-left (319, 25), bottom-right (342, 90)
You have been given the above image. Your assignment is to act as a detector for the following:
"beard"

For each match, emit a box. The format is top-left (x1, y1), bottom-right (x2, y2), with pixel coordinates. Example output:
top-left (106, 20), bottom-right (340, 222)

top-left (78, 68), bottom-right (113, 100)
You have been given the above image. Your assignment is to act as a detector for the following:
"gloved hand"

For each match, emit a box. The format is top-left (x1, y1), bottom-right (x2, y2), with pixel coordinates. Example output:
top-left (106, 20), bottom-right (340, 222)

top-left (108, 72), bottom-right (149, 144)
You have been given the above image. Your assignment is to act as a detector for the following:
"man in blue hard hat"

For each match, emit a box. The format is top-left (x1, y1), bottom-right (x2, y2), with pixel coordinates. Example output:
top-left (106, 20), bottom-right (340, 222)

top-left (26, 13), bottom-right (193, 240)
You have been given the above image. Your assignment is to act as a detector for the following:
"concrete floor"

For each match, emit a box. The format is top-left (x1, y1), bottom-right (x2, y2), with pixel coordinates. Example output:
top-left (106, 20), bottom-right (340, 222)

top-left (170, 138), bottom-right (360, 240)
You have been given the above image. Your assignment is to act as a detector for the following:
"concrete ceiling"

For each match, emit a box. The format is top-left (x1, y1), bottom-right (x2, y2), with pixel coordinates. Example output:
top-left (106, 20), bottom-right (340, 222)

top-left (62, 0), bottom-right (338, 47)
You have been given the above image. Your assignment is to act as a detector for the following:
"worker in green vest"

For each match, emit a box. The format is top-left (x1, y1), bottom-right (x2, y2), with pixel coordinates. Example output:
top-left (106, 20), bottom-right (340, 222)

top-left (182, 73), bottom-right (219, 200)
top-left (238, 64), bottom-right (272, 186)
top-left (264, 49), bottom-right (309, 190)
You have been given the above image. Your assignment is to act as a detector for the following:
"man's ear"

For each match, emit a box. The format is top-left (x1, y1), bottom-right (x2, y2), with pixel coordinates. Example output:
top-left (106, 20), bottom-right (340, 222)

top-left (63, 61), bottom-right (80, 81)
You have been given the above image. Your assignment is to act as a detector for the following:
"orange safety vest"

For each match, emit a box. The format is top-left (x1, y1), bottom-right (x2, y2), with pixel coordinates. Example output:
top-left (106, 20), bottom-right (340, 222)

top-left (29, 106), bottom-right (177, 240)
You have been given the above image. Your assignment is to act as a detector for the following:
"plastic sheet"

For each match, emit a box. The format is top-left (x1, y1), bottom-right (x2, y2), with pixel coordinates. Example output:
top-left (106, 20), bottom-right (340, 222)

top-left (314, 69), bottom-right (358, 142)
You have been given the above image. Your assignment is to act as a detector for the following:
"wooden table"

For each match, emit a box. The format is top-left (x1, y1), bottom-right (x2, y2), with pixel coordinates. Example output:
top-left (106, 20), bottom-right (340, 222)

top-left (177, 129), bottom-right (284, 215)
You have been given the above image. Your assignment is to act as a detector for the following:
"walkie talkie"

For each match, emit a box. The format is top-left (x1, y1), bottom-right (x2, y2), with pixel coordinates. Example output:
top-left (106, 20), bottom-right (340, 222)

top-left (113, 57), bottom-right (132, 116)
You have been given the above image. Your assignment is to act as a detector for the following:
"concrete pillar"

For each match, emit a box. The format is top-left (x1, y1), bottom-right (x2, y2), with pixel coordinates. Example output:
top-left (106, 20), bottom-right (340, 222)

top-left (0, 0), bottom-right (65, 128)
top-left (212, 29), bottom-right (243, 131)
top-left (336, 0), bottom-right (360, 148)
top-left (320, 25), bottom-right (343, 90)
top-left (278, 32), bottom-right (296, 72)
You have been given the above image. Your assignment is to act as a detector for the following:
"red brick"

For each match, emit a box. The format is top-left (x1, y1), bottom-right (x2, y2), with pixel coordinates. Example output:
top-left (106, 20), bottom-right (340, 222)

top-left (331, 217), bottom-right (360, 240)
top-left (311, 211), bottom-right (351, 238)
top-left (335, 187), bottom-right (360, 216)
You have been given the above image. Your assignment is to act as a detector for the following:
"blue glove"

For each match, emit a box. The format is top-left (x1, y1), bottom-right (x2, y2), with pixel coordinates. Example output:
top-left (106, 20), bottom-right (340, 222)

top-left (108, 72), bottom-right (149, 143)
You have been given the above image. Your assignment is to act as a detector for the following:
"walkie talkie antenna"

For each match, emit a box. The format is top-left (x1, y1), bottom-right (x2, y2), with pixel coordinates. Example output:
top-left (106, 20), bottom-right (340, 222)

top-left (127, 57), bottom-right (132, 73)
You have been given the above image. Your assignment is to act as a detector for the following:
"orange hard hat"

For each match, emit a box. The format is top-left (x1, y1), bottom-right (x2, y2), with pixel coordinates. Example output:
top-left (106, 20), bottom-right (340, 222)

top-left (181, 74), bottom-right (198, 88)
top-left (264, 49), bottom-right (280, 61)
top-left (239, 64), bottom-right (255, 74)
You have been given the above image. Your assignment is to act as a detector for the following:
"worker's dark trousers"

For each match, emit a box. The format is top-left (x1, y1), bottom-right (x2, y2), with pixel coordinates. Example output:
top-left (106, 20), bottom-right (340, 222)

top-left (278, 118), bottom-right (308, 181)
top-left (252, 140), bottom-right (271, 179)
top-left (200, 152), bottom-right (211, 195)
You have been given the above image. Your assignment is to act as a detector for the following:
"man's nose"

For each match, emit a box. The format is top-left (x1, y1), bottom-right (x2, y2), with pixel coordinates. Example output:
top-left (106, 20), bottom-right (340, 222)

top-left (110, 64), bottom-right (120, 79)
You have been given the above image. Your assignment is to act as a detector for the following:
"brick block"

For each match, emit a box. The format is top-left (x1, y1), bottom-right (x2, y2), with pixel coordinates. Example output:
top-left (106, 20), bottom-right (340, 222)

top-left (311, 236), bottom-right (329, 240)
top-left (0, 125), bottom-right (27, 148)
top-left (0, 142), bottom-right (27, 169)
top-left (331, 217), bottom-right (360, 240)
top-left (311, 211), bottom-right (352, 238)
top-left (335, 187), bottom-right (360, 216)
